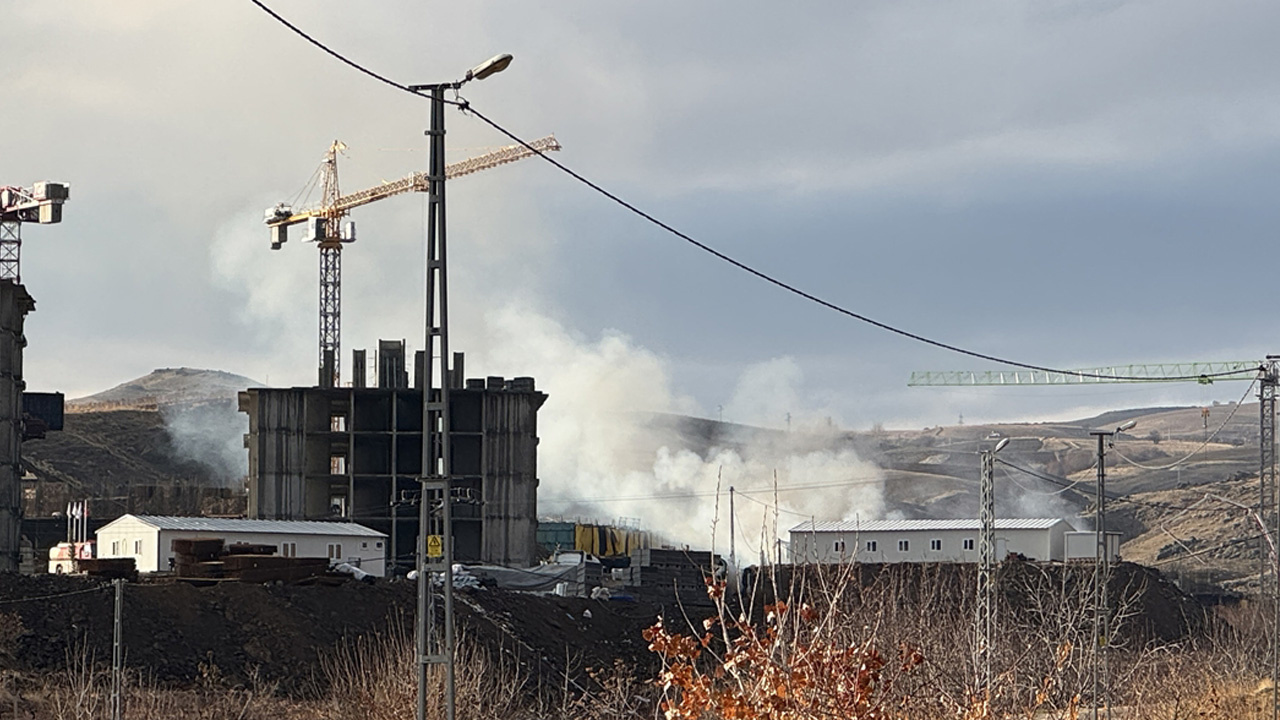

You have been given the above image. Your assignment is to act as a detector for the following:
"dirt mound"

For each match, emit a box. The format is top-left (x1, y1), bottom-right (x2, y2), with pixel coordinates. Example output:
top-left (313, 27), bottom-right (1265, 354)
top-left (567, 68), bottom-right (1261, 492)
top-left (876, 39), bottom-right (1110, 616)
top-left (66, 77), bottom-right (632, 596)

top-left (0, 573), bottom-right (667, 694)
top-left (747, 560), bottom-right (1209, 646)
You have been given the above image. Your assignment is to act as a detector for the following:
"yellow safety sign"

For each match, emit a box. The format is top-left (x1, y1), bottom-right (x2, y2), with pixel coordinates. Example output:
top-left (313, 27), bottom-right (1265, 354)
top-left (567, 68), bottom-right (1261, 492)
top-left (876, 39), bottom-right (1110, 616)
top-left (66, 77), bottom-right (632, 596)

top-left (427, 534), bottom-right (443, 558)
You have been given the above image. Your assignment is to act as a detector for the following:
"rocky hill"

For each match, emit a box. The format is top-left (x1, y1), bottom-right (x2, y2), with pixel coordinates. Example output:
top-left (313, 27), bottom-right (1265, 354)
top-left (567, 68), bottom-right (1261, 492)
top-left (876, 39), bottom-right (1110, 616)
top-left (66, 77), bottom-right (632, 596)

top-left (22, 368), bottom-right (261, 521)
top-left (66, 367), bottom-right (261, 411)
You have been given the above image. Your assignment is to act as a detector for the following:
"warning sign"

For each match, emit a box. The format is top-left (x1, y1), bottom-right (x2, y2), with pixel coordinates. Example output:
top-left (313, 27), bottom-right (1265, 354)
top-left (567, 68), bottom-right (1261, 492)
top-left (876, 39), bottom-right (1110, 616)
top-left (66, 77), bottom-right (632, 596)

top-left (427, 534), bottom-right (443, 558)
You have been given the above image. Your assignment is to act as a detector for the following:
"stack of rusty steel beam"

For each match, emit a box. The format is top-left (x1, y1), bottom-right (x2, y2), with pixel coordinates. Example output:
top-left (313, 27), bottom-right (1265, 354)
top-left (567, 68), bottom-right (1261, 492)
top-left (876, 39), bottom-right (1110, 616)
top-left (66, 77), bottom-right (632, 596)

top-left (171, 538), bottom-right (329, 583)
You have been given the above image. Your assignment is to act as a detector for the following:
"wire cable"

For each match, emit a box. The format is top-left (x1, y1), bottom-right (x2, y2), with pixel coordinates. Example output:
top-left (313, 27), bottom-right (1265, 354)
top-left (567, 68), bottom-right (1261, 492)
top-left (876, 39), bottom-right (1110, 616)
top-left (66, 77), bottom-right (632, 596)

top-left (1110, 379), bottom-right (1256, 471)
top-left (0, 584), bottom-right (110, 606)
top-left (247, 0), bottom-right (457, 104)
top-left (1150, 533), bottom-right (1262, 567)
top-left (996, 458), bottom-right (1201, 512)
top-left (245, 0), bottom-right (1259, 385)
top-left (539, 475), bottom-right (886, 505)
top-left (736, 489), bottom-right (816, 519)
top-left (996, 463), bottom-right (1084, 497)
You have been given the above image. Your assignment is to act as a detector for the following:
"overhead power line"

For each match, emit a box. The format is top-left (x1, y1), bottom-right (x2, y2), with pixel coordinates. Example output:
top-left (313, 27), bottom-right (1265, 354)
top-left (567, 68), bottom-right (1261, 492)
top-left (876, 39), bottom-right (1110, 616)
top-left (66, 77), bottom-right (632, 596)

top-left (1110, 378), bottom-right (1256, 471)
top-left (996, 458), bottom-right (1203, 512)
top-left (246, 0), bottom-right (1255, 385)
top-left (539, 475), bottom-right (886, 505)
top-left (0, 585), bottom-right (109, 606)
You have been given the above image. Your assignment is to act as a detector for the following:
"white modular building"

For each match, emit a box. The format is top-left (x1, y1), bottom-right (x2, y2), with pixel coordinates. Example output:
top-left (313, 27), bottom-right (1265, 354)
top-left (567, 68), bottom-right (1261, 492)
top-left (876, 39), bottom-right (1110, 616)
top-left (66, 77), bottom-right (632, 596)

top-left (1064, 530), bottom-right (1122, 563)
top-left (95, 514), bottom-right (387, 576)
top-left (788, 518), bottom-right (1078, 565)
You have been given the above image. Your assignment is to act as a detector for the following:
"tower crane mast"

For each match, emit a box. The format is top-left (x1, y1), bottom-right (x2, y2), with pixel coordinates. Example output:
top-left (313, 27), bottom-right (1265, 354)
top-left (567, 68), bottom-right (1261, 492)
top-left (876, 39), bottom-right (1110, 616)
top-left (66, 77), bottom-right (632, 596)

top-left (0, 181), bottom-right (70, 282)
top-left (266, 135), bottom-right (561, 387)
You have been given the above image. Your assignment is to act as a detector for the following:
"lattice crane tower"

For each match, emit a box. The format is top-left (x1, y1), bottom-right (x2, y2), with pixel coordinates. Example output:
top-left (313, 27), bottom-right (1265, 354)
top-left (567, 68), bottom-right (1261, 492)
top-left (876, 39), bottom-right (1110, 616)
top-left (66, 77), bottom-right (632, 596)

top-left (0, 181), bottom-right (70, 282)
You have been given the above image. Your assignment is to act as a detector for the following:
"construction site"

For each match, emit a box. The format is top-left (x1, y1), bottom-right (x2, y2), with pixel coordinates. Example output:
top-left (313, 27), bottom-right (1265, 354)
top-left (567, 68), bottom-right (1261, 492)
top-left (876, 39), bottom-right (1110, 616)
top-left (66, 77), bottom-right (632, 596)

top-left (7, 4), bottom-right (1280, 720)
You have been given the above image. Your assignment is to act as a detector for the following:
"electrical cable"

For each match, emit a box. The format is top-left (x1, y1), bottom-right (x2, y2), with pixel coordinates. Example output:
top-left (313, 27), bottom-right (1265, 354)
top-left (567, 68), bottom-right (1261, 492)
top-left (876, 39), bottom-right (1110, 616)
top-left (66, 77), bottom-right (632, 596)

top-left (995, 458), bottom-right (1201, 512)
top-left (245, 0), bottom-right (1259, 386)
top-left (996, 463), bottom-right (1083, 497)
top-left (247, 0), bottom-right (458, 105)
top-left (0, 585), bottom-right (110, 606)
top-left (730, 502), bottom-right (761, 558)
top-left (1110, 379), bottom-right (1256, 471)
top-left (538, 475), bottom-right (886, 505)
top-left (735, 490), bottom-right (815, 519)
top-left (1150, 533), bottom-right (1263, 567)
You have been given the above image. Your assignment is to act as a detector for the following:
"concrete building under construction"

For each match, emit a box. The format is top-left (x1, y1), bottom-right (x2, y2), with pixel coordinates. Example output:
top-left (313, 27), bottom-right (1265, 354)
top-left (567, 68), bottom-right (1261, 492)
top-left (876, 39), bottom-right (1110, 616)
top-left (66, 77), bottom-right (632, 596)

top-left (239, 345), bottom-right (546, 572)
top-left (0, 283), bottom-right (35, 572)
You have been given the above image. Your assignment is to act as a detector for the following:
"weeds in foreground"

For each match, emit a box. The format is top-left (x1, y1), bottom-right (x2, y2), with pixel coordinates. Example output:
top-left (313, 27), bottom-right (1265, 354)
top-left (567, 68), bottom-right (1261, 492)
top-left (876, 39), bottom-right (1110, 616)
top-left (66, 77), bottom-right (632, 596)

top-left (10, 564), bottom-right (1280, 719)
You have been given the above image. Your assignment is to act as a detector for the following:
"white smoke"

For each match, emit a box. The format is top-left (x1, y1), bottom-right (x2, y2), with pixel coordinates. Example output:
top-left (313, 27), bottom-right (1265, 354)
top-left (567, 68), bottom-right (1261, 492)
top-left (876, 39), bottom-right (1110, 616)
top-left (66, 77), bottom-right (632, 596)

top-left (161, 401), bottom-right (248, 487)
top-left (208, 202), bottom-right (886, 551)
top-left (471, 306), bottom-right (885, 549)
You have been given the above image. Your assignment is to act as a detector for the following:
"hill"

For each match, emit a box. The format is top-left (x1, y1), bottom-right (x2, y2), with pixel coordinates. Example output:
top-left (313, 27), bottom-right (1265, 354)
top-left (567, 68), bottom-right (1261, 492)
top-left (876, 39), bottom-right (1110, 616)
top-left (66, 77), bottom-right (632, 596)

top-left (22, 368), bottom-right (260, 523)
top-left (67, 367), bottom-right (262, 410)
top-left (23, 368), bottom-right (1270, 594)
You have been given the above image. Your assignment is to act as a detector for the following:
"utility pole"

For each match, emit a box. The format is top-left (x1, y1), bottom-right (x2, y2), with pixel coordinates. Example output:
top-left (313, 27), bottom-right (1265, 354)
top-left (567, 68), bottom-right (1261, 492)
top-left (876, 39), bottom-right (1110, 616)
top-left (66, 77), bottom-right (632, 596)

top-left (412, 80), bottom-right (456, 720)
top-left (1260, 360), bottom-right (1277, 591)
top-left (1261, 358), bottom-right (1280, 720)
top-left (976, 437), bottom-right (1008, 710)
top-left (1090, 420), bottom-right (1135, 720)
top-left (408, 53), bottom-right (512, 720)
top-left (112, 578), bottom-right (123, 720)
top-left (728, 486), bottom-right (736, 570)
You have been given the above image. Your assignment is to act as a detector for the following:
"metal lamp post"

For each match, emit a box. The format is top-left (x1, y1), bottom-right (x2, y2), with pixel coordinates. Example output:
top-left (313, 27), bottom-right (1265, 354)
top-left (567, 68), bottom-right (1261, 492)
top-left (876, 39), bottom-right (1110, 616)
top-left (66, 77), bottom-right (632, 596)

top-left (408, 52), bottom-right (513, 720)
top-left (1089, 418), bottom-right (1135, 720)
top-left (976, 435), bottom-right (1009, 709)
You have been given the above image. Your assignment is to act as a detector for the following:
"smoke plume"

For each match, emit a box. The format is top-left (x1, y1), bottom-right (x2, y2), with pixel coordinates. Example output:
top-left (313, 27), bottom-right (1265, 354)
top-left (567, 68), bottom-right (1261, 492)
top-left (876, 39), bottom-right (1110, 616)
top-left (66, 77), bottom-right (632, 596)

top-left (161, 401), bottom-right (250, 487)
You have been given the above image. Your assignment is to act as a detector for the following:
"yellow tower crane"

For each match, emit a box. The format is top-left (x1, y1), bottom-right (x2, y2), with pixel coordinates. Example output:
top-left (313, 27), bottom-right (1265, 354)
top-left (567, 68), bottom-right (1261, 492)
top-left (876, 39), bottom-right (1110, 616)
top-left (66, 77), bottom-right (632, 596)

top-left (265, 135), bottom-right (561, 387)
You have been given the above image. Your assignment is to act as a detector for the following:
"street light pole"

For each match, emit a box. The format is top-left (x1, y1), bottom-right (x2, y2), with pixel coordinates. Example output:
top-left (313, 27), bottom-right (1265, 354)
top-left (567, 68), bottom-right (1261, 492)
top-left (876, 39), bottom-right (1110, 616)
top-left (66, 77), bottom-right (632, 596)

top-left (408, 53), bottom-right (512, 720)
top-left (976, 436), bottom-right (1009, 711)
top-left (1089, 419), bottom-right (1135, 720)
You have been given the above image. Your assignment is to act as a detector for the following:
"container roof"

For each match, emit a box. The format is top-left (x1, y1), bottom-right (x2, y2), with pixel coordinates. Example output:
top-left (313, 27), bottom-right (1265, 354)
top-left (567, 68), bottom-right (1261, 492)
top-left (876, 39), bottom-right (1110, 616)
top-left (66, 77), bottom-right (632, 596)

top-left (99, 514), bottom-right (386, 537)
top-left (789, 518), bottom-right (1072, 534)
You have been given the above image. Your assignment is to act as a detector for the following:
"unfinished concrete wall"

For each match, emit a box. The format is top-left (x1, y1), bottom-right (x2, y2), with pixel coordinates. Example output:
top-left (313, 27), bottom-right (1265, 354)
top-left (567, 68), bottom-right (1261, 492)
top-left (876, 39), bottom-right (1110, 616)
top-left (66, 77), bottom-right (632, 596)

top-left (0, 282), bottom-right (34, 572)
top-left (240, 388), bottom-right (309, 519)
top-left (240, 373), bottom-right (545, 572)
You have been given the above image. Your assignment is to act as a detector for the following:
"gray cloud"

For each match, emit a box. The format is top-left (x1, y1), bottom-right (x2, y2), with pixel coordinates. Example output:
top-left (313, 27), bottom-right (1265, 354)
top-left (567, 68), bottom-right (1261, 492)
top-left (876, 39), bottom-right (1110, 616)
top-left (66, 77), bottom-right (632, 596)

top-left (3, 0), bottom-right (1277, 437)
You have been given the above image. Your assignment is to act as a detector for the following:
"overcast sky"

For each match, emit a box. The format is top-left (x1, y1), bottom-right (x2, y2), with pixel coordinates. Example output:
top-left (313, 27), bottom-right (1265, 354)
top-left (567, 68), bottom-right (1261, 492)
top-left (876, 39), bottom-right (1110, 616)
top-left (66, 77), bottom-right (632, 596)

top-left (6, 1), bottom-right (1280, 432)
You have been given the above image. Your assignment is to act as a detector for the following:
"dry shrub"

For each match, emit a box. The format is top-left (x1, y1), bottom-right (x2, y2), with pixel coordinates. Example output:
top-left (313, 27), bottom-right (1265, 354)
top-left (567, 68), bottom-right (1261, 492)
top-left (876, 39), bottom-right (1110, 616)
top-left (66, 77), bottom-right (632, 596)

top-left (642, 561), bottom-right (1280, 720)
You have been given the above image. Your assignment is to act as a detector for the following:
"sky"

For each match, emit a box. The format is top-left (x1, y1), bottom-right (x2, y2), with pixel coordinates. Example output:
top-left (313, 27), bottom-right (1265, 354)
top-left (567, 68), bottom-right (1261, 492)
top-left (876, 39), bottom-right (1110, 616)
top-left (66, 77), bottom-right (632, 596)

top-left (6, 1), bottom-right (1280, 438)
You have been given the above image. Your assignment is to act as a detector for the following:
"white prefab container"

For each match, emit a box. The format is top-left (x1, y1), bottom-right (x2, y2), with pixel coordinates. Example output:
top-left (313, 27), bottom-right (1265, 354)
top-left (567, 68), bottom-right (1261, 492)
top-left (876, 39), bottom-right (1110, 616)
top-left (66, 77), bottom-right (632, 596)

top-left (95, 514), bottom-right (387, 576)
top-left (788, 518), bottom-right (1078, 564)
top-left (1063, 531), bottom-right (1121, 562)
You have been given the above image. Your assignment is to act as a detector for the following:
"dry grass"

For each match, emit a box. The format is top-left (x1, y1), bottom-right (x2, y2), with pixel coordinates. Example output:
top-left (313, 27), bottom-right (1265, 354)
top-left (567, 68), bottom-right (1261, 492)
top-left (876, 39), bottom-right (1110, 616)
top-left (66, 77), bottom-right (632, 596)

top-left (8, 572), bottom-right (1280, 719)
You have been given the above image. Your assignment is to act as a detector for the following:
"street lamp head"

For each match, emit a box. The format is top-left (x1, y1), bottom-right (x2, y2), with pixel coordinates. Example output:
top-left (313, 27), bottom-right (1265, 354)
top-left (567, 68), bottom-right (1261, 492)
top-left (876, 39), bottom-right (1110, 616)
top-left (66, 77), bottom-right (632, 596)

top-left (993, 437), bottom-right (1011, 454)
top-left (464, 53), bottom-right (513, 83)
top-left (1117, 419), bottom-right (1138, 433)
